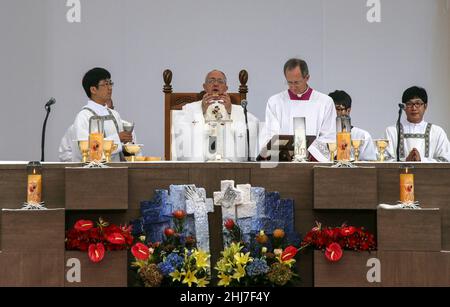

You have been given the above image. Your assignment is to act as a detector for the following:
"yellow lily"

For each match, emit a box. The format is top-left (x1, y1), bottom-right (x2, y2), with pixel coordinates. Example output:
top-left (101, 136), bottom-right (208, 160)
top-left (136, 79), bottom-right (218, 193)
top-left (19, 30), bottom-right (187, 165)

top-left (218, 273), bottom-right (232, 287)
top-left (232, 263), bottom-right (246, 281)
top-left (234, 252), bottom-right (252, 265)
top-left (196, 277), bottom-right (210, 287)
top-left (194, 250), bottom-right (210, 269)
top-left (182, 270), bottom-right (198, 287)
top-left (170, 269), bottom-right (182, 282)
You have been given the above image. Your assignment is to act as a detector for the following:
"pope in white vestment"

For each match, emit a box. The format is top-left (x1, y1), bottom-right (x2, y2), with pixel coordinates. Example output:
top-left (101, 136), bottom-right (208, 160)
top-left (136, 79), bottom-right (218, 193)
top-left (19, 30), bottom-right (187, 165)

top-left (171, 70), bottom-right (259, 161)
top-left (265, 59), bottom-right (336, 161)
top-left (385, 86), bottom-right (450, 162)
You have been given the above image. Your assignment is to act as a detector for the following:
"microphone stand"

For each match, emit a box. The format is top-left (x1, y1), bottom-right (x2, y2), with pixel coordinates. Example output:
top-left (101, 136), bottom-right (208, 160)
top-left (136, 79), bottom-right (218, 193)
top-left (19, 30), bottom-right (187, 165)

top-left (41, 104), bottom-right (52, 162)
top-left (242, 101), bottom-right (251, 162)
top-left (396, 104), bottom-right (404, 162)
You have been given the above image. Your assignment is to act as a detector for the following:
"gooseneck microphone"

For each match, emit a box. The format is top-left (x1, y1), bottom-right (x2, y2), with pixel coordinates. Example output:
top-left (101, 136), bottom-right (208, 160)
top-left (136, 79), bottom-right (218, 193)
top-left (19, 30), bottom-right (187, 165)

top-left (241, 99), bottom-right (251, 162)
top-left (41, 97), bottom-right (56, 161)
top-left (396, 103), bottom-right (405, 162)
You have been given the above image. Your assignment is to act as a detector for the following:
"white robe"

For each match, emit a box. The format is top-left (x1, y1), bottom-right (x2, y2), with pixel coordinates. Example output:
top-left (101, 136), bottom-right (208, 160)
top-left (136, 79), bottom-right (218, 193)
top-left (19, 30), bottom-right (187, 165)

top-left (72, 100), bottom-right (124, 162)
top-left (351, 126), bottom-right (377, 161)
top-left (265, 89), bottom-right (337, 161)
top-left (385, 119), bottom-right (450, 162)
top-left (58, 124), bottom-right (76, 162)
top-left (172, 101), bottom-right (259, 161)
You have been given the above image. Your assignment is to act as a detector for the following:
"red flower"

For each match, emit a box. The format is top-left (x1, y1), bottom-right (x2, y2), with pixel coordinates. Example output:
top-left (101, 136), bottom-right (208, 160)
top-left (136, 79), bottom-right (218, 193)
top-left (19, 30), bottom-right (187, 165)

top-left (164, 228), bottom-right (175, 237)
top-left (74, 220), bottom-right (94, 232)
top-left (88, 243), bottom-right (105, 263)
top-left (325, 243), bottom-right (343, 262)
top-left (341, 226), bottom-right (356, 237)
top-left (173, 210), bottom-right (186, 220)
top-left (106, 232), bottom-right (125, 245)
top-left (131, 243), bottom-right (150, 260)
top-left (224, 219), bottom-right (235, 230)
top-left (281, 246), bottom-right (298, 261)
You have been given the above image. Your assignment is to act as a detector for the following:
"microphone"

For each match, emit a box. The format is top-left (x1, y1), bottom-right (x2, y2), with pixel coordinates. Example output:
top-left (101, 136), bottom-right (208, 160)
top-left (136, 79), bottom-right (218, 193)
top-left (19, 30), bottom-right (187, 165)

top-left (396, 103), bottom-right (404, 162)
top-left (241, 99), bottom-right (251, 162)
top-left (41, 97), bottom-right (56, 161)
top-left (45, 97), bottom-right (56, 108)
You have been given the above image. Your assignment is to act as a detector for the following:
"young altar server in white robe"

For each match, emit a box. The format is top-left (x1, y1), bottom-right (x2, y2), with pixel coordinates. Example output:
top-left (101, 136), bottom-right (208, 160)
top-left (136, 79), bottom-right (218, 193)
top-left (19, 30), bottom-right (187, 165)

top-left (329, 90), bottom-right (377, 161)
top-left (385, 86), bottom-right (450, 162)
top-left (172, 70), bottom-right (259, 161)
top-left (59, 98), bottom-right (137, 162)
top-left (265, 58), bottom-right (336, 161)
top-left (71, 68), bottom-right (133, 162)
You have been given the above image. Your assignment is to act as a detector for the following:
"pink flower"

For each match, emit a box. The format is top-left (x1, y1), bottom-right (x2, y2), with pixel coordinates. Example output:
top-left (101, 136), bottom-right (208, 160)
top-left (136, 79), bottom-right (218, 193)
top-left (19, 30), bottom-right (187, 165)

top-left (325, 243), bottom-right (343, 262)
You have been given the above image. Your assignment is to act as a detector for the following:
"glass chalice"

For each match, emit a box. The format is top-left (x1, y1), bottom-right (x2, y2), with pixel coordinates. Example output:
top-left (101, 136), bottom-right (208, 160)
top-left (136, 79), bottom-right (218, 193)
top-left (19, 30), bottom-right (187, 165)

top-left (327, 142), bottom-right (337, 163)
top-left (351, 139), bottom-right (362, 161)
top-left (103, 140), bottom-right (114, 163)
top-left (375, 139), bottom-right (389, 162)
top-left (78, 140), bottom-right (89, 163)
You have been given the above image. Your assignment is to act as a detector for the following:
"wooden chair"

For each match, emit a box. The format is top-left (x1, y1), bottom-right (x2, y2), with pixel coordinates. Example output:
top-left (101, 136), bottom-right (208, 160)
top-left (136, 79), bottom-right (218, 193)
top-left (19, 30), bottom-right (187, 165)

top-left (163, 69), bottom-right (248, 161)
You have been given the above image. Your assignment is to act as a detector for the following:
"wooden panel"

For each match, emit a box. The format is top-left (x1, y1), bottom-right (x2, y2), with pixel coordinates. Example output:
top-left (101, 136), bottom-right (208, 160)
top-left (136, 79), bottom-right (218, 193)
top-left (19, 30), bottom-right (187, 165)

top-left (314, 250), bottom-right (379, 287)
top-left (251, 165), bottom-right (313, 210)
top-left (0, 251), bottom-right (64, 287)
top-left (377, 209), bottom-right (441, 251)
top-left (1, 209), bottom-right (65, 252)
top-left (65, 167), bottom-right (128, 210)
top-left (64, 250), bottom-right (127, 287)
top-left (314, 167), bottom-right (378, 209)
top-left (0, 168), bottom-right (26, 209)
top-left (379, 251), bottom-right (449, 287)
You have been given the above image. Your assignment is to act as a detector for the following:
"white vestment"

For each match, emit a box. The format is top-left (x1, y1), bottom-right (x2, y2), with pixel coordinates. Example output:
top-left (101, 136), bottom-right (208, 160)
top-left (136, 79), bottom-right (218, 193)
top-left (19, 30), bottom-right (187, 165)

top-left (351, 126), bottom-right (377, 161)
top-left (172, 101), bottom-right (259, 161)
top-left (265, 89), bottom-right (337, 161)
top-left (58, 124), bottom-right (76, 162)
top-left (71, 100), bottom-right (124, 162)
top-left (385, 119), bottom-right (450, 162)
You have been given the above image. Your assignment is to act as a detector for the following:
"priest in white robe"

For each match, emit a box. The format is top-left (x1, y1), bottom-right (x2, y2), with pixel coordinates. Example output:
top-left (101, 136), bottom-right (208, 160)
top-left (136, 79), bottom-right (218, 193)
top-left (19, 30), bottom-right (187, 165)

top-left (329, 90), bottom-right (377, 161)
top-left (71, 68), bottom-right (133, 162)
top-left (385, 86), bottom-right (450, 162)
top-left (265, 58), bottom-right (336, 161)
top-left (172, 70), bottom-right (259, 161)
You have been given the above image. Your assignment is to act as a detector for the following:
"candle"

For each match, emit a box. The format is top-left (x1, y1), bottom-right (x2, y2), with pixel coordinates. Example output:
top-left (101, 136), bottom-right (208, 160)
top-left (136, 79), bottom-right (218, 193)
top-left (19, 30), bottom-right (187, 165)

top-left (27, 169), bottom-right (42, 203)
top-left (337, 131), bottom-right (351, 161)
top-left (89, 132), bottom-right (104, 161)
top-left (400, 168), bottom-right (414, 203)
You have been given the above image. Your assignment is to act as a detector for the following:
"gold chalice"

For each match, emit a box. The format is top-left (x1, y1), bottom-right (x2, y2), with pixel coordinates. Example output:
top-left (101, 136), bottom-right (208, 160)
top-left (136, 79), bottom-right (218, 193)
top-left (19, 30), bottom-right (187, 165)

top-left (123, 143), bottom-right (142, 162)
top-left (327, 142), bottom-right (337, 163)
top-left (375, 139), bottom-right (389, 162)
top-left (103, 140), bottom-right (113, 163)
top-left (78, 140), bottom-right (89, 163)
top-left (351, 139), bottom-right (362, 161)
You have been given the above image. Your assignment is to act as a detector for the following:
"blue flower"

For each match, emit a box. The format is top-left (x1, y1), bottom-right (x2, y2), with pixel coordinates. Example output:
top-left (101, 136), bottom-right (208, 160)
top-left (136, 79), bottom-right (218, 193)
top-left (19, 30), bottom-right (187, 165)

top-left (165, 253), bottom-right (184, 269)
top-left (246, 258), bottom-right (269, 277)
top-left (158, 262), bottom-right (175, 276)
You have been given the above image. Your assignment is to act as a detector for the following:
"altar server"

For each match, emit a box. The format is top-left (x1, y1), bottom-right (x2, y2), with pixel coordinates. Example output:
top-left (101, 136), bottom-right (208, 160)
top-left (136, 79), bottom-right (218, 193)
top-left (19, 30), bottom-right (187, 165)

top-left (385, 86), bottom-right (450, 162)
top-left (329, 90), bottom-right (377, 161)
top-left (265, 58), bottom-right (336, 161)
top-left (71, 67), bottom-right (132, 162)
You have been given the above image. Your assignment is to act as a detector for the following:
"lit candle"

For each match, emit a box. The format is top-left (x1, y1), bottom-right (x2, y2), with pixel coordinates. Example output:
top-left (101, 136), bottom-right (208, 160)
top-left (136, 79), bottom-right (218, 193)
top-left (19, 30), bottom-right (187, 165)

top-left (400, 168), bottom-right (414, 203)
top-left (27, 168), bottom-right (42, 203)
top-left (337, 131), bottom-right (351, 161)
top-left (89, 132), bottom-right (104, 161)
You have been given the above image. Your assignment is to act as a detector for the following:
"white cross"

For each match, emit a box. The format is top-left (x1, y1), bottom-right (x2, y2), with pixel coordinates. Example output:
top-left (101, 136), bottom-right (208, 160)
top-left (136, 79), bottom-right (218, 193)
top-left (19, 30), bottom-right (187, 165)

top-left (213, 180), bottom-right (242, 220)
top-left (235, 184), bottom-right (257, 219)
top-left (185, 185), bottom-right (214, 254)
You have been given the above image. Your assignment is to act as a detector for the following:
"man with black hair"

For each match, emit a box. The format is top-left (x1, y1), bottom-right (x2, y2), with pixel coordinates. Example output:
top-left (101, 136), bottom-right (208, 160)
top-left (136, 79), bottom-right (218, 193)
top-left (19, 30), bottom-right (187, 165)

top-left (265, 58), bottom-right (336, 161)
top-left (329, 90), bottom-right (377, 161)
top-left (70, 67), bottom-right (132, 162)
top-left (385, 86), bottom-right (450, 162)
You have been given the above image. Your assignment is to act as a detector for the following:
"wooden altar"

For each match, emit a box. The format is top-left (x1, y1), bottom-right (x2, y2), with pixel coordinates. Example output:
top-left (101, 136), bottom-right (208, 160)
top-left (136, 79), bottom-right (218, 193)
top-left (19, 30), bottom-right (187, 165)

top-left (0, 162), bottom-right (448, 287)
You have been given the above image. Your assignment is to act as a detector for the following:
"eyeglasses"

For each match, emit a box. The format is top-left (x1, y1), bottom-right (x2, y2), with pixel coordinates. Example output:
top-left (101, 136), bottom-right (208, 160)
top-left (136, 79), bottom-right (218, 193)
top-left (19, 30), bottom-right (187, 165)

top-left (404, 101), bottom-right (425, 109)
top-left (335, 106), bottom-right (349, 112)
top-left (205, 78), bottom-right (226, 85)
top-left (97, 80), bottom-right (114, 87)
